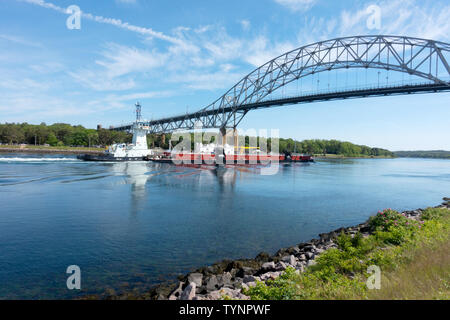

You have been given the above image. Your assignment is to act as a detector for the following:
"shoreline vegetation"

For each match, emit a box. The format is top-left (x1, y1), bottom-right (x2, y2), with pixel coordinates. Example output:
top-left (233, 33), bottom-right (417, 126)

top-left (0, 144), bottom-right (394, 159)
top-left (1, 122), bottom-right (393, 158)
top-left (313, 154), bottom-right (395, 159)
top-left (83, 198), bottom-right (450, 300)
top-left (244, 201), bottom-right (450, 300)
top-left (2, 122), bottom-right (449, 159)
top-left (2, 144), bottom-right (448, 160)
top-left (393, 150), bottom-right (450, 159)
top-left (0, 144), bottom-right (104, 154)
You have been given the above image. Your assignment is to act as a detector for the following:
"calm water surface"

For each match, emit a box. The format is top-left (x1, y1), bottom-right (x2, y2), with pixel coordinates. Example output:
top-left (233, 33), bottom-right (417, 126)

top-left (0, 154), bottom-right (449, 299)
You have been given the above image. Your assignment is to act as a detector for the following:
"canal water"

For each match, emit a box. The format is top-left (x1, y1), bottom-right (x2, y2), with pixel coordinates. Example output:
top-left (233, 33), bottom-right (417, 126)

top-left (0, 154), bottom-right (449, 299)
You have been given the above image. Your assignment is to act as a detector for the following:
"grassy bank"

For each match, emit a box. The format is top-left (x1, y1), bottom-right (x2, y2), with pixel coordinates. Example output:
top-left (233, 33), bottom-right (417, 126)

top-left (0, 144), bottom-right (104, 154)
top-left (244, 206), bottom-right (450, 300)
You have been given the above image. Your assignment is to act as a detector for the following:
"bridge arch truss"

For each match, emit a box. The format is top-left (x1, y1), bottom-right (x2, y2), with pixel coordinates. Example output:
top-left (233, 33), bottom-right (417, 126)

top-left (113, 35), bottom-right (450, 134)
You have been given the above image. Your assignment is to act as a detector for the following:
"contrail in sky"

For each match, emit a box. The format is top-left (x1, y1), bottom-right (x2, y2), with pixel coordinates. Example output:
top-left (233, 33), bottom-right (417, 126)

top-left (18, 0), bottom-right (183, 45)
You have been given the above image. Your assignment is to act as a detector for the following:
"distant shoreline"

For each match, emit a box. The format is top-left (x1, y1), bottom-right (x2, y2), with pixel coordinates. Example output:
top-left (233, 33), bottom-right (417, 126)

top-left (393, 150), bottom-right (450, 160)
top-left (0, 145), bottom-right (103, 155)
top-left (0, 148), bottom-right (394, 159)
top-left (0, 146), bottom-right (449, 159)
top-left (313, 154), bottom-right (395, 160)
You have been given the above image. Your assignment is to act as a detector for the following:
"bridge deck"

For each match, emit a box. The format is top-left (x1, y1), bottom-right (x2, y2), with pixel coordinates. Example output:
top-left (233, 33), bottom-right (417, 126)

top-left (111, 83), bottom-right (450, 132)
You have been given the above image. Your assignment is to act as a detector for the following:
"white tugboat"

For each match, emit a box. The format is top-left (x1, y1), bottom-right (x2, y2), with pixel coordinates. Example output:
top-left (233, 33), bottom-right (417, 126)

top-left (78, 102), bottom-right (153, 162)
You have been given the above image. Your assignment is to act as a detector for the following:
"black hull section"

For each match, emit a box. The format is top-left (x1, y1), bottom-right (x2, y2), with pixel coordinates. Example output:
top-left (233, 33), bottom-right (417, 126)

top-left (148, 158), bottom-right (314, 165)
top-left (77, 154), bottom-right (146, 162)
top-left (285, 159), bottom-right (315, 163)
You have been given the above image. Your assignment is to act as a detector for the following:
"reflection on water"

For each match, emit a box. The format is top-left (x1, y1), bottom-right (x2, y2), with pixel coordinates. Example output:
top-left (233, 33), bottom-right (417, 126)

top-left (105, 162), bottom-right (240, 215)
top-left (0, 155), bottom-right (449, 299)
top-left (110, 162), bottom-right (149, 200)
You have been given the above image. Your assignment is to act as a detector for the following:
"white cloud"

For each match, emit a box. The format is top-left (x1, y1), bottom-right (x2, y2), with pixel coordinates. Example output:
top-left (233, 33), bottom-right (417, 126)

top-left (0, 34), bottom-right (43, 48)
top-left (203, 37), bottom-right (243, 62)
top-left (68, 69), bottom-right (136, 91)
top-left (18, 0), bottom-right (183, 45)
top-left (8, 0), bottom-right (450, 125)
top-left (29, 62), bottom-right (64, 74)
top-left (95, 43), bottom-right (168, 78)
top-left (337, 0), bottom-right (450, 41)
top-left (0, 78), bottom-right (51, 91)
top-left (0, 92), bottom-right (98, 121)
top-left (289, 0), bottom-right (450, 45)
top-left (243, 36), bottom-right (296, 67)
top-left (68, 43), bottom-right (169, 91)
top-left (240, 20), bottom-right (251, 31)
top-left (194, 25), bottom-right (212, 34)
top-left (106, 91), bottom-right (174, 102)
top-left (274, 0), bottom-right (318, 12)
top-left (167, 69), bottom-right (242, 90)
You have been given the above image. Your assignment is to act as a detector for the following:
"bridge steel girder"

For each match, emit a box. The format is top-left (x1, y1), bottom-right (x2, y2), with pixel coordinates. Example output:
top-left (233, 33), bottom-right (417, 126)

top-left (111, 35), bottom-right (450, 134)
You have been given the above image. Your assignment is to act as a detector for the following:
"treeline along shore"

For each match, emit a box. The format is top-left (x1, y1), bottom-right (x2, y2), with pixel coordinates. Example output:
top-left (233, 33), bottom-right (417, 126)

top-left (84, 198), bottom-right (450, 300)
top-left (394, 150), bottom-right (450, 159)
top-left (0, 122), bottom-right (394, 157)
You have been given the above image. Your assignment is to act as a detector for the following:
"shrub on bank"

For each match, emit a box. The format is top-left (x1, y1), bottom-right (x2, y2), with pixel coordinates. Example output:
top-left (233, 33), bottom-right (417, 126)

top-left (244, 207), bottom-right (449, 300)
top-left (421, 207), bottom-right (448, 221)
top-left (369, 209), bottom-right (410, 231)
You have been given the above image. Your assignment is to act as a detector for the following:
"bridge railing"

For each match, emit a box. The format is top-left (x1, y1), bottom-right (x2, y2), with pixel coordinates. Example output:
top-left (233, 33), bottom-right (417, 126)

top-left (261, 79), bottom-right (450, 104)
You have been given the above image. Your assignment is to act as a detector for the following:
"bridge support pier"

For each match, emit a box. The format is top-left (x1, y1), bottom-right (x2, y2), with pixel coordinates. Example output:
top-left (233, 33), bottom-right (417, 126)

top-left (220, 127), bottom-right (227, 147)
top-left (220, 127), bottom-right (239, 153)
top-left (233, 128), bottom-right (239, 154)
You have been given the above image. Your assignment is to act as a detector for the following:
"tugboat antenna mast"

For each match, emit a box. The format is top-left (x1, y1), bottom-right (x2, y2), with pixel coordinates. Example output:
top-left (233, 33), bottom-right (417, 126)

top-left (135, 102), bottom-right (142, 123)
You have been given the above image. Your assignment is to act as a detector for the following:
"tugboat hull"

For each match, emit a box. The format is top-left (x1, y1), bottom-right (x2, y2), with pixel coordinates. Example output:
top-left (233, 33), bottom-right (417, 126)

top-left (77, 154), bottom-right (145, 162)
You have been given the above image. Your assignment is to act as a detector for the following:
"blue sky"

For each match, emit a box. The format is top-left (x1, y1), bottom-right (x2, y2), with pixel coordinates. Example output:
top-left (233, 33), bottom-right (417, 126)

top-left (0, 0), bottom-right (449, 150)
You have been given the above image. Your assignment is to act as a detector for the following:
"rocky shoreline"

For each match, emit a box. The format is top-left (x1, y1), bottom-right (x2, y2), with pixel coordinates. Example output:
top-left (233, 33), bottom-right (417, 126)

top-left (93, 198), bottom-right (450, 300)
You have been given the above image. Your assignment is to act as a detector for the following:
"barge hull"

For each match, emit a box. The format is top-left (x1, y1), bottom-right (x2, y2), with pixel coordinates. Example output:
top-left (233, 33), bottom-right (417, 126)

top-left (148, 154), bottom-right (314, 165)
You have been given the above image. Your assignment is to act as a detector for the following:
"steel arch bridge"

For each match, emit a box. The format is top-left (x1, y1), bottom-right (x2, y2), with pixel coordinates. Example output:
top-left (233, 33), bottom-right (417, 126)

top-left (112, 35), bottom-right (450, 134)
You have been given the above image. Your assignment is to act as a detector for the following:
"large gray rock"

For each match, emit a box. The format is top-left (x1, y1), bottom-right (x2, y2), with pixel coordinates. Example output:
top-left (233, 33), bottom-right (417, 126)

top-left (243, 275), bottom-right (259, 283)
top-left (315, 248), bottom-right (324, 255)
top-left (205, 288), bottom-right (249, 300)
top-left (205, 275), bottom-right (219, 291)
top-left (236, 267), bottom-right (256, 278)
top-left (305, 252), bottom-right (314, 259)
top-left (187, 273), bottom-right (203, 287)
top-left (291, 246), bottom-right (301, 254)
top-left (180, 282), bottom-right (196, 300)
top-left (168, 281), bottom-right (184, 300)
top-left (275, 261), bottom-right (287, 271)
top-left (282, 255), bottom-right (296, 266)
top-left (216, 272), bottom-right (233, 288)
top-left (298, 254), bottom-right (306, 261)
top-left (259, 271), bottom-right (281, 281)
top-left (319, 232), bottom-right (334, 242)
top-left (261, 261), bottom-right (276, 271)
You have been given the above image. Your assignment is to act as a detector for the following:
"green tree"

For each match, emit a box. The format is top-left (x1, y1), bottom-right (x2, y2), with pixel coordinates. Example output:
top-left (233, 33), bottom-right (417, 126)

top-left (46, 132), bottom-right (59, 146)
